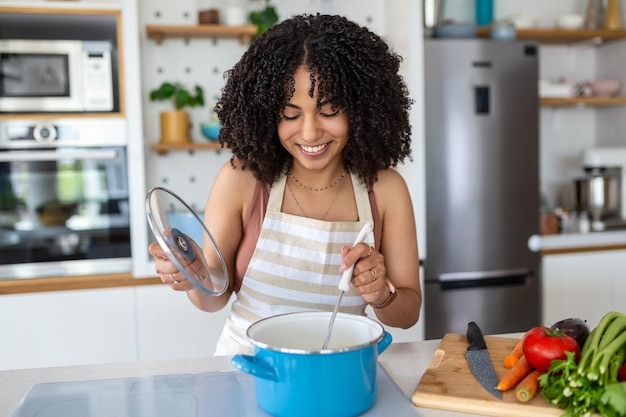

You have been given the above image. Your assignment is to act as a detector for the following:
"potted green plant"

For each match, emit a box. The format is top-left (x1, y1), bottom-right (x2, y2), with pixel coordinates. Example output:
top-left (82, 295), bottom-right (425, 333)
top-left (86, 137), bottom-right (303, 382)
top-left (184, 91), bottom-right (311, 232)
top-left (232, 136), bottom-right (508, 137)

top-left (249, 0), bottom-right (279, 38)
top-left (149, 82), bottom-right (204, 144)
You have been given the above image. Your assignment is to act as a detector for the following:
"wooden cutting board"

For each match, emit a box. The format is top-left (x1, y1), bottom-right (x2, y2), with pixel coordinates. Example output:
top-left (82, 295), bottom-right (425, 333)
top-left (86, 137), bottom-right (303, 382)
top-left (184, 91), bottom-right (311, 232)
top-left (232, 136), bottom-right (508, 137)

top-left (411, 333), bottom-right (562, 417)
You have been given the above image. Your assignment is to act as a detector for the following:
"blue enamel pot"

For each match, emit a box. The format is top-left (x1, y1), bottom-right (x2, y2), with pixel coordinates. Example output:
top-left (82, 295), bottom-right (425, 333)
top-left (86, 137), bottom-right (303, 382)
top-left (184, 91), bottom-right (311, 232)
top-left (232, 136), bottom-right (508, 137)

top-left (231, 311), bottom-right (392, 417)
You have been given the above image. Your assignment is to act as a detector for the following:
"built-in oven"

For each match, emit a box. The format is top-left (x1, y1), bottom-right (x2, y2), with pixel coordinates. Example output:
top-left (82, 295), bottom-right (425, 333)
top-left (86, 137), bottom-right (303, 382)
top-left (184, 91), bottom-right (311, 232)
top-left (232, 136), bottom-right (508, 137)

top-left (0, 119), bottom-right (131, 279)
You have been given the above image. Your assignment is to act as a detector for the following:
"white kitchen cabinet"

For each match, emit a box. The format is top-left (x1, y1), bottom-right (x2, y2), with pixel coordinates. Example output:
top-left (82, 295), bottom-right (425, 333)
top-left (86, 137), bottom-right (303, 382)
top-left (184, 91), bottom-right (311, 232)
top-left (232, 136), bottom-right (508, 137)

top-left (0, 285), bottom-right (231, 371)
top-left (613, 252), bottom-right (626, 312)
top-left (0, 288), bottom-right (138, 371)
top-left (542, 249), bottom-right (626, 329)
top-left (134, 285), bottom-right (232, 361)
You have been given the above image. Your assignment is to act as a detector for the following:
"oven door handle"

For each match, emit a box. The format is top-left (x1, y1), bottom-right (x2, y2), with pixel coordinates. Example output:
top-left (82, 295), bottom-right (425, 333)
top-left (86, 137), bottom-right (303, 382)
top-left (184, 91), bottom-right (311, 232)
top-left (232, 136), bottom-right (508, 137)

top-left (0, 149), bottom-right (118, 162)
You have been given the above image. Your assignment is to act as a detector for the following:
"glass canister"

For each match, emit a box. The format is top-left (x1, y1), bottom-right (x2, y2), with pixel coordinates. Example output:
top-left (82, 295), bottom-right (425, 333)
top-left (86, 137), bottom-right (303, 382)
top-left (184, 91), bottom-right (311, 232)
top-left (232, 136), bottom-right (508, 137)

top-left (583, 0), bottom-right (604, 29)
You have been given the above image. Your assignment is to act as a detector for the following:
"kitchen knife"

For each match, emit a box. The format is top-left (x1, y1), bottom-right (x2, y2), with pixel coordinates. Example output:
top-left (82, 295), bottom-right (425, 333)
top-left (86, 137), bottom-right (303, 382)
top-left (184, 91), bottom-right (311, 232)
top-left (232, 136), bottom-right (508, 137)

top-left (465, 321), bottom-right (503, 399)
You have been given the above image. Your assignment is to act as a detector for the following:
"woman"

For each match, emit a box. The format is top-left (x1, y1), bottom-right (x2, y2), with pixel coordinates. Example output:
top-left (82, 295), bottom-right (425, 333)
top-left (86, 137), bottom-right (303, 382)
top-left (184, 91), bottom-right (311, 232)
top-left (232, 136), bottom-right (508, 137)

top-left (149, 14), bottom-right (421, 354)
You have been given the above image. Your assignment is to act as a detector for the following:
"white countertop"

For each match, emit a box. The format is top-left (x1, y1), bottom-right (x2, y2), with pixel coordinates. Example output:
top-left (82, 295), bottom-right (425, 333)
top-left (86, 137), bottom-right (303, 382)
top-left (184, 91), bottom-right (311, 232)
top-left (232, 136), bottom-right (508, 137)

top-left (534, 229), bottom-right (626, 252)
top-left (0, 339), bottom-right (506, 417)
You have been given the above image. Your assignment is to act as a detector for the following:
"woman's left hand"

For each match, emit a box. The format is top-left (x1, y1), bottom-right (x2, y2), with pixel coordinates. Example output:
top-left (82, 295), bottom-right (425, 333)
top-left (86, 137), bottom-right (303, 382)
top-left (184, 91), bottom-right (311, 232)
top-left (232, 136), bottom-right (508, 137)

top-left (340, 243), bottom-right (394, 306)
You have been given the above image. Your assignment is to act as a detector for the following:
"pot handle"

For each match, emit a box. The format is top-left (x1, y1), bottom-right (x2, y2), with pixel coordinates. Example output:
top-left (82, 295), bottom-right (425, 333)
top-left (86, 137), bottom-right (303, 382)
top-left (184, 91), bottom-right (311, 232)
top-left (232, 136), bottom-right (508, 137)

top-left (378, 331), bottom-right (393, 354)
top-left (231, 355), bottom-right (279, 381)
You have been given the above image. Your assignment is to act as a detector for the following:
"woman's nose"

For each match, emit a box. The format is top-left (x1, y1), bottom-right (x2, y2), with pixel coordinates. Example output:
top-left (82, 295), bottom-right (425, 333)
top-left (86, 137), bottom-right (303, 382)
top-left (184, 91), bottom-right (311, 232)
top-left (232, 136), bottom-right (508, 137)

top-left (300, 115), bottom-right (321, 142)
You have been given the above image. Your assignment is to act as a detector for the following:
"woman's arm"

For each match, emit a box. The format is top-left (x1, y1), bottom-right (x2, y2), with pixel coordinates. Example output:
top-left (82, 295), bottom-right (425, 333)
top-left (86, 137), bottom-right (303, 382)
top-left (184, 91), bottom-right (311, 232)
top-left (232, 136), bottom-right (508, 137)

top-left (150, 160), bottom-right (256, 313)
top-left (184, 160), bottom-right (257, 311)
top-left (343, 169), bottom-right (422, 328)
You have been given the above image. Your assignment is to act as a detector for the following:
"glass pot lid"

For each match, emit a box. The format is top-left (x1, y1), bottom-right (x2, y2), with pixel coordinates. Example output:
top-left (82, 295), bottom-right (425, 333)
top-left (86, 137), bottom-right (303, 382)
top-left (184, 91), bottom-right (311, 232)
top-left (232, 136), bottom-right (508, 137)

top-left (145, 186), bottom-right (228, 296)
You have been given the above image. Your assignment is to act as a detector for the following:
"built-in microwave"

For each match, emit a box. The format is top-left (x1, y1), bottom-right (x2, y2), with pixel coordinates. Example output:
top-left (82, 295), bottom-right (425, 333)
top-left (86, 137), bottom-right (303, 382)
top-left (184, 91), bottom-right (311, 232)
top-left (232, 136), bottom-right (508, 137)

top-left (0, 39), bottom-right (114, 113)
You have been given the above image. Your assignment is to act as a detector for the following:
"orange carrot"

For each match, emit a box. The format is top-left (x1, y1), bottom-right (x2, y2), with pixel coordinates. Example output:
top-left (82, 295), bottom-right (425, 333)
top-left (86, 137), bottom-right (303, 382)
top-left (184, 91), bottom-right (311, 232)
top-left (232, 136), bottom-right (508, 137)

top-left (497, 355), bottom-right (533, 392)
top-left (503, 338), bottom-right (525, 368)
top-left (515, 369), bottom-right (542, 402)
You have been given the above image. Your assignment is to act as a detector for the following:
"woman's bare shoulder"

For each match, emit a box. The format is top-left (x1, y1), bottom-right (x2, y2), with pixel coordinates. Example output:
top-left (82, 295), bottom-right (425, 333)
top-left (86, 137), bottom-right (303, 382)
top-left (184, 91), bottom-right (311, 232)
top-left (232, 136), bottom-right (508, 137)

top-left (373, 168), bottom-right (409, 193)
top-left (209, 160), bottom-right (260, 213)
top-left (214, 159), bottom-right (259, 189)
top-left (372, 169), bottom-right (412, 212)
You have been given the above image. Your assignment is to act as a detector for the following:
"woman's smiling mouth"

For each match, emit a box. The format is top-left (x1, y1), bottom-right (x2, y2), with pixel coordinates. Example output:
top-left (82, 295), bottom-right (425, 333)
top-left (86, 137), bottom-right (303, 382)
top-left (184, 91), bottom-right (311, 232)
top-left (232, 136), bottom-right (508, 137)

top-left (299, 142), bottom-right (330, 154)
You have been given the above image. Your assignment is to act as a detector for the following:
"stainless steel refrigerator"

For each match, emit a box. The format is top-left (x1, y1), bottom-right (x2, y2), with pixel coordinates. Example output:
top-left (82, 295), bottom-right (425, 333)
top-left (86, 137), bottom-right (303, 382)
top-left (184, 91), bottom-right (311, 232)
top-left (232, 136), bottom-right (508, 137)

top-left (423, 39), bottom-right (541, 339)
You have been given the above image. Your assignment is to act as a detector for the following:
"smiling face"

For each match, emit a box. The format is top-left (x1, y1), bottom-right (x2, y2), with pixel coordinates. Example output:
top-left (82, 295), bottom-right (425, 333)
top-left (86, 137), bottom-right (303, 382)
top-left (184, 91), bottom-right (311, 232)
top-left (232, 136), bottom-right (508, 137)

top-left (277, 66), bottom-right (349, 174)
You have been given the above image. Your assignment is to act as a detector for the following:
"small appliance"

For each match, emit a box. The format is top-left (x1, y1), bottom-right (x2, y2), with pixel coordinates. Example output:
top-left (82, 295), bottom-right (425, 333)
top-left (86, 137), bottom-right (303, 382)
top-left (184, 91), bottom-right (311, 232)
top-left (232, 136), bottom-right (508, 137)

top-left (579, 146), bottom-right (626, 230)
top-left (0, 39), bottom-right (114, 113)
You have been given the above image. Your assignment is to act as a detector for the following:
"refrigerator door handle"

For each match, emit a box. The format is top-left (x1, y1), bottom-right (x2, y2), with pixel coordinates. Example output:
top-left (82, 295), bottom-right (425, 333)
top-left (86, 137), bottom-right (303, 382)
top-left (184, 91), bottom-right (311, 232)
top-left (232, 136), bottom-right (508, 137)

top-left (438, 268), bottom-right (533, 290)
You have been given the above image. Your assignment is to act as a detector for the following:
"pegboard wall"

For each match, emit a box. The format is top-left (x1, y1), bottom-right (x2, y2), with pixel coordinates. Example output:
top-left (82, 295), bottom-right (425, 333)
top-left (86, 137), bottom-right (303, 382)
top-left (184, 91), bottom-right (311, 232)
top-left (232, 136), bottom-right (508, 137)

top-left (140, 0), bottom-right (386, 212)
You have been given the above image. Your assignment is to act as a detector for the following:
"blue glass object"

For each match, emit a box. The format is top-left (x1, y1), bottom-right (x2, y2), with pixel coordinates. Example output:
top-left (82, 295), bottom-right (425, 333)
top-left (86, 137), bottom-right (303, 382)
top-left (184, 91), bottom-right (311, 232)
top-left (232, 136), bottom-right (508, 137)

top-left (475, 0), bottom-right (494, 26)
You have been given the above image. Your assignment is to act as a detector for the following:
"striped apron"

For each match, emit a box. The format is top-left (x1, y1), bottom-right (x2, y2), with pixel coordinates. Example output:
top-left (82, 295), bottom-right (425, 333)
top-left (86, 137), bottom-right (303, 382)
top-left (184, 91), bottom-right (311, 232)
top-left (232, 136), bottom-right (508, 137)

top-left (215, 172), bottom-right (375, 355)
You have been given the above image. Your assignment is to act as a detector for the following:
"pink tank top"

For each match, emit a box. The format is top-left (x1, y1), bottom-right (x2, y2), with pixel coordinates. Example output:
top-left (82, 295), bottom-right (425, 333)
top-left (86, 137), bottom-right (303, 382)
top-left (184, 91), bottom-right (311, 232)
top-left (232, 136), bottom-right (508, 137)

top-left (233, 179), bottom-right (382, 292)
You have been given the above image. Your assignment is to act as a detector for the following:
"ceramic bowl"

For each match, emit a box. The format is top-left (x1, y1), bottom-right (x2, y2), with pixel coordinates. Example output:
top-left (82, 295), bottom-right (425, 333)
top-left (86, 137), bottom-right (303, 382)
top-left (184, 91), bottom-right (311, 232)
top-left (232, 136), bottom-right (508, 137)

top-left (200, 124), bottom-right (221, 141)
top-left (590, 79), bottom-right (622, 97)
top-left (556, 14), bottom-right (584, 30)
top-left (509, 14), bottom-right (538, 29)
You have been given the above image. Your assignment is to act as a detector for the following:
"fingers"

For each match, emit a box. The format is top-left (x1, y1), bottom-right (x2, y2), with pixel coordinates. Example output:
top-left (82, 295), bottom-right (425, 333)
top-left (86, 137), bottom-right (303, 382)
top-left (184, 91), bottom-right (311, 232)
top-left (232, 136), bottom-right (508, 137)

top-left (340, 242), bottom-right (386, 289)
top-left (339, 242), bottom-right (375, 272)
top-left (150, 241), bottom-right (191, 291)
top-left (354, 262), bottom-right (387, 288)
top-left (169, 272), bottom-right (181, 284)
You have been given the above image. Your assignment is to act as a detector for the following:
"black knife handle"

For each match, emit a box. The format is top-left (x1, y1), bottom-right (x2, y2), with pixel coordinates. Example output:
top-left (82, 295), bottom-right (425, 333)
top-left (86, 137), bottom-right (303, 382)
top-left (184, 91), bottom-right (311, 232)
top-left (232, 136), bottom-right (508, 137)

top-left (467, 321), bottom-right (488, 350)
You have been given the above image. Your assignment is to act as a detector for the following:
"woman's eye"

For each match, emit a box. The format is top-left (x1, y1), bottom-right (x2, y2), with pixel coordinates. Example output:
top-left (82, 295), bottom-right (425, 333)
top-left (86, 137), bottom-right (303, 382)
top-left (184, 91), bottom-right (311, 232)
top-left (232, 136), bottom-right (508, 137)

top-left (320, 104), bottom-right (340, 117)
top-left (321, 110), bottom-right (339, 118)
top-left (281, 113), bottom-right (300, 121)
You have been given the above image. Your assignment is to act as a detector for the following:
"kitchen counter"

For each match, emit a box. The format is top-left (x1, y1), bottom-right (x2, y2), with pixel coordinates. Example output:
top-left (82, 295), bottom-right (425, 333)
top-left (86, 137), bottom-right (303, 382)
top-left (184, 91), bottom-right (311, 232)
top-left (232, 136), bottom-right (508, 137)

top-left (0, 338), bottom-right (518, 417)
top-left (534, 229), bottom-right (626, 254)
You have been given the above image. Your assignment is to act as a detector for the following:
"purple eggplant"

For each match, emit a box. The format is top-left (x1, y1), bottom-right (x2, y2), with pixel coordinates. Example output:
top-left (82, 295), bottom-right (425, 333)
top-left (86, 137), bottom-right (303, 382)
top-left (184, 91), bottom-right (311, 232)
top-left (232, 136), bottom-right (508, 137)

top-left (551, 317), bottom-right (590, 349)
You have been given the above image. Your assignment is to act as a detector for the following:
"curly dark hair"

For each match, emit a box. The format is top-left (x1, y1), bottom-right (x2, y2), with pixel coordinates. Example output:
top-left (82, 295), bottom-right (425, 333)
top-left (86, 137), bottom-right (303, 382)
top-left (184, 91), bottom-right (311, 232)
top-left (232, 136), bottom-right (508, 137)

top-left (215, 14), bottom-right (413, 187)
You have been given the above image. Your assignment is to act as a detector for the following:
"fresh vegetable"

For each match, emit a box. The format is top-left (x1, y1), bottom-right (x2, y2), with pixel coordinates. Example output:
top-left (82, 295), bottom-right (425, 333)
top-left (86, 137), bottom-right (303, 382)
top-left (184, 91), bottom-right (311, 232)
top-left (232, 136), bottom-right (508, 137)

top-left (619, 362), bottom-right (626, 382)
top-left (497, 355), bottom-right (533, 392)
top-left (515, 369), bottom-right (542, 403)
top-left (539, 311), bottom-right (626, 417)
top-left (522, 326), bottom-right (580, 373)
top-left (551, 317), bottom-right (590, 349)
top-left (503, 337), bottom-right (524, 368)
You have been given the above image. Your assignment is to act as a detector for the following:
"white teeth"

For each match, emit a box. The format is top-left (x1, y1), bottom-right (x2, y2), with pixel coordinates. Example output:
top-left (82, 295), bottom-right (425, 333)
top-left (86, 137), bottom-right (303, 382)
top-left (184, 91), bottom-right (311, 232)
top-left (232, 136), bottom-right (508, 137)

top-left (301, 143), bottom-right (327, 153)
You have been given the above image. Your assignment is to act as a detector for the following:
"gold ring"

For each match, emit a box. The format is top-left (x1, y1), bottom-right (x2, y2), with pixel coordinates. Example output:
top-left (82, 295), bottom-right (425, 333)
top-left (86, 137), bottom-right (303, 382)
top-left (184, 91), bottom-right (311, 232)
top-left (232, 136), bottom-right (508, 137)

top-left (370, 268), bottom-right (377, 281)
top-left (367, 245), bottom-right (374, 256)
top-left (170, 273), bottom-right (180, 284)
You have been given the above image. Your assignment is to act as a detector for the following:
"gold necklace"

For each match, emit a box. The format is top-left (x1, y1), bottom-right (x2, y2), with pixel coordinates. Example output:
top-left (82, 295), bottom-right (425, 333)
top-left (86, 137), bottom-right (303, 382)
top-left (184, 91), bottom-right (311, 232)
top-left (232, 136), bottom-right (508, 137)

top-left (289, 170), bottom-right (347, 192)
top-left (286, 180), bottom-right (342, 220)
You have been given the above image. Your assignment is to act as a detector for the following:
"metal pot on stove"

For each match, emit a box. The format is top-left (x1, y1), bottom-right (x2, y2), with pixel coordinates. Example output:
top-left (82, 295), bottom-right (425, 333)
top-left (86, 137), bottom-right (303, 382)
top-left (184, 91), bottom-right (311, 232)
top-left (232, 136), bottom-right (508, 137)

top-left (574, 167), bottom-right (621, 222)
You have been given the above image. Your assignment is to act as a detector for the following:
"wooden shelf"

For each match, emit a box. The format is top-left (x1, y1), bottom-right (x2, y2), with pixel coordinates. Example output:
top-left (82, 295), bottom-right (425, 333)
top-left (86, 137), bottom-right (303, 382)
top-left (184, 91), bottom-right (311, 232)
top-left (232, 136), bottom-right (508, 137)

top-left (146, 24), bottom-right (257, 45)
top-left (540, 96), bottom-right (626, 107)
top-left (476, 27), bottom-right (626, 44)
top-left (150, 141), bottom-right (224, 155)
top-left (0, 112), bottom-right (125, 120)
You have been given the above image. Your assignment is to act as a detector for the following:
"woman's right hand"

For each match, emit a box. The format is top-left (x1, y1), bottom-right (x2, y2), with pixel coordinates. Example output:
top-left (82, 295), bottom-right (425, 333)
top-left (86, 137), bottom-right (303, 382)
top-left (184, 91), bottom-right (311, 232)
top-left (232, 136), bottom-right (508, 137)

top-left (148, 241), bottom-right (193, 291)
